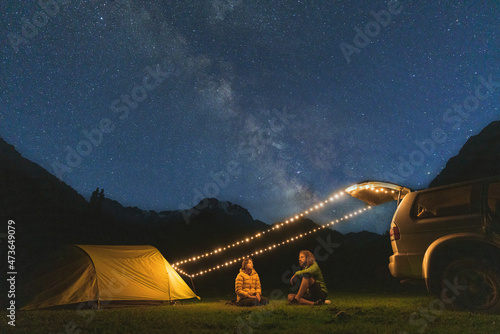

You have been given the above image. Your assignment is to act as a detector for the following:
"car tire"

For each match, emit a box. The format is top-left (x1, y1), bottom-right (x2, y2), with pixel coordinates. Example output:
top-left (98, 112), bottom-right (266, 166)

top-left (440, 257), bottom-right (500, 313)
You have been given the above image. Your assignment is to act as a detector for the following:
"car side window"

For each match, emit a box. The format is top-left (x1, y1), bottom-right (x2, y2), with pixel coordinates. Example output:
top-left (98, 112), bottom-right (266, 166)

top-left (487, 181), bottom-right (500, 230)
top-left (414, 185), bottom-right (474, 219)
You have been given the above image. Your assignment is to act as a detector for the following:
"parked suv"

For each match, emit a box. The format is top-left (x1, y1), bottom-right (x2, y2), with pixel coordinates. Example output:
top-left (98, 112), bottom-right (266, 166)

top-left (345, 176), bottom-right (500, 312)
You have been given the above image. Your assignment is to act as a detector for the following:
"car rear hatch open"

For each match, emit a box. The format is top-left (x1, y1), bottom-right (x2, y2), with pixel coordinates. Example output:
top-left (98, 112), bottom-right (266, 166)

top-left (344, 181), bottom-right (412, 206)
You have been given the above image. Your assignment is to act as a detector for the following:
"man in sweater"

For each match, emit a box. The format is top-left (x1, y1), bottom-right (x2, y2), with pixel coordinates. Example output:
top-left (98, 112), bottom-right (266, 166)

top-left (288, 250), bottom-right (330, 305)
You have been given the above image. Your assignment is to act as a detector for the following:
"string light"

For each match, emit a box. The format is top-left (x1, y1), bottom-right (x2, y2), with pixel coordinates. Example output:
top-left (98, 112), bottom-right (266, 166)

top-left (173, 190), bottom-right (347, 267)
top-left (346, 184), bottom-right (403, 198)
top-left (172, 206), bottom-right (371, 277)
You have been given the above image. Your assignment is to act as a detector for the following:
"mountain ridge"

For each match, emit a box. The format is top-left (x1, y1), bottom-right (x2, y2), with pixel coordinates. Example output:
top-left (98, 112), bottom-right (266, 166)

top-left (430, 120), bottom-right (500, 187)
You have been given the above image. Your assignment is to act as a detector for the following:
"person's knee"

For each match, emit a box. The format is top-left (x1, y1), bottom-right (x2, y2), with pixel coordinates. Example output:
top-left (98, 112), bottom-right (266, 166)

top-left (301, 277), bottom-right (314, 286)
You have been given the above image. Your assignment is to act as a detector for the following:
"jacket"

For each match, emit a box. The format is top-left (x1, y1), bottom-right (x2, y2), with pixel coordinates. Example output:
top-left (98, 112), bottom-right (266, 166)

top-left (235, 268), bottom-right (262, 302)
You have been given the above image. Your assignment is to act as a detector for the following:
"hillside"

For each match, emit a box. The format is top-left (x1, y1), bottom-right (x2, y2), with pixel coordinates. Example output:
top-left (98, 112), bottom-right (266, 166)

top-left (430, 120), bottom-right (500, 187)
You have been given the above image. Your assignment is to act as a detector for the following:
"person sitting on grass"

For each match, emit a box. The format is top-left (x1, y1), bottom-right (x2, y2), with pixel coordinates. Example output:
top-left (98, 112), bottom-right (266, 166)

top-left (235, 258), bottom-right (269, 306)
top-left (288, 250), bottom-right (330, 305)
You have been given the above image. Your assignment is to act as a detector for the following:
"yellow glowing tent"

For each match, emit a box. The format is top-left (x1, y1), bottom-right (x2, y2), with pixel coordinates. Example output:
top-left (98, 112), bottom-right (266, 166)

top-left (22, 245), bottom-right (199, 310)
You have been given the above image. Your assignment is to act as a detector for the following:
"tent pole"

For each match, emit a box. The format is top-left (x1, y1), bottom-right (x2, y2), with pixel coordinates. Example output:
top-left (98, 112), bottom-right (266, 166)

top-left (190, 277), bottom-right (197, 295)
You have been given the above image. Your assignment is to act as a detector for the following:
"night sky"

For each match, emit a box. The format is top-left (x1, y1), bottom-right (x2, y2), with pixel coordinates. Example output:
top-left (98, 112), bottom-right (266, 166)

top-left (1, 1), bottom-right (499, 234)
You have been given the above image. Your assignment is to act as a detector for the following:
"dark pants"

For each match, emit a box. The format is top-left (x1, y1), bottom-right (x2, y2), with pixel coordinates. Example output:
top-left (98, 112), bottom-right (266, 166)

top-left (303, 282), bottom-right (327, 302)
top-left (236, 296), bottom-right (270, 307)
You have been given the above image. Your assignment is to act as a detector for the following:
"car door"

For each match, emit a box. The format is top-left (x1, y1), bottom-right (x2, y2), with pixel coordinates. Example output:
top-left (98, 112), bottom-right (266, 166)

top-left (486, 179), bottom-right (500, 236)
top-left (344, 181), bottom-right (412, 206)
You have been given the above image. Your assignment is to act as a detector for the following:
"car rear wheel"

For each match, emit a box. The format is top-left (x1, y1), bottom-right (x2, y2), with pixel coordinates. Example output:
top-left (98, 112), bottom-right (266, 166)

top-left (441, 258), bottom-right (500, 313)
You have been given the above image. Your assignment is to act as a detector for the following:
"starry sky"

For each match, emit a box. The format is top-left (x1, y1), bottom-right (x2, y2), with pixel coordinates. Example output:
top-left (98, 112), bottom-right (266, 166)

top-left (1, 1), bottom-right (499, 234)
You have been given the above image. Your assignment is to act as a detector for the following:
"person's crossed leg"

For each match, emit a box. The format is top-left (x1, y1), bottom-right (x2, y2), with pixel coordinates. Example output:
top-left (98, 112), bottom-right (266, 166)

top-left (287, 276), bottom-right (316, 305)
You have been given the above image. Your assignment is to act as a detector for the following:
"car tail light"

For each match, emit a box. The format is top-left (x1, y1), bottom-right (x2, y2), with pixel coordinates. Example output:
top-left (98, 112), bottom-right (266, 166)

top-left (390, 224), bottom-right (400, 240)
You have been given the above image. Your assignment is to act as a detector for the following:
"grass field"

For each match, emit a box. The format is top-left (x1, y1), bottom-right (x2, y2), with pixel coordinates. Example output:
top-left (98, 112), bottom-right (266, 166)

top-left (2, 291), bottom-right (499, 334)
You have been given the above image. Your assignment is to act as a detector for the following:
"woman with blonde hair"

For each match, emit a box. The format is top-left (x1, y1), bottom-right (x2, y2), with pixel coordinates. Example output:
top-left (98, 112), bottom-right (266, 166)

top-left (288, 250), bottom-right (330, 305)
top-left (235, 258), bottom-right (269, 306)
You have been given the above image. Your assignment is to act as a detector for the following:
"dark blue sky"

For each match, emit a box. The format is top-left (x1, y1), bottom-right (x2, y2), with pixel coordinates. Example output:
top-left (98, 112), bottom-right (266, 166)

top-left (1, 1), bottom-right (499, 233)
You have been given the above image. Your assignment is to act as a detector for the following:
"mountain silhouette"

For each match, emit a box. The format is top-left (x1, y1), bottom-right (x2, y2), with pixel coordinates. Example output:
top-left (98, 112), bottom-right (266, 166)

top-left (0, 138), bottom-right (90, 254)
top-left (430, 120), bottom-right (500, 187)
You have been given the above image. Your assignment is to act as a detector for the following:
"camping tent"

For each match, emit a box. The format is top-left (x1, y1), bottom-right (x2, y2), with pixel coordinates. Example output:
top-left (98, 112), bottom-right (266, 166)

top-left (22, 245), bottom-right (199, 310)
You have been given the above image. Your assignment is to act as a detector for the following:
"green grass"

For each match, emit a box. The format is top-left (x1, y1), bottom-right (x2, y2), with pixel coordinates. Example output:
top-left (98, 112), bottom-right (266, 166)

top-left (2, 292), bottom-right (499, 334)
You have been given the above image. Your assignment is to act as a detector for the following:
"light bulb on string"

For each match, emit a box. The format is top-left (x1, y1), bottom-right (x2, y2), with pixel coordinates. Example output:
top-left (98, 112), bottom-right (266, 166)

top-left (172, 190), bottom-right (348, 266)
top-left (175, 206), bottom-right (371, 277)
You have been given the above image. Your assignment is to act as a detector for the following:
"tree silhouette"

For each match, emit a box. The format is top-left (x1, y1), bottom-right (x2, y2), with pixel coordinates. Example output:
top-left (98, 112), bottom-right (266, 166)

top-left (90, 187), bottom-right (100, 207)
top-left (89, 187), bottom-right (104, 216)
top-left (97, 189), bottom-right (104, 213)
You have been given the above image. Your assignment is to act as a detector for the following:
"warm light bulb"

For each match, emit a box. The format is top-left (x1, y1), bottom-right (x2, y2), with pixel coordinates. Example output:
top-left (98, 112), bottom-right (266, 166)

top-left (172, 189), bottom-right (363, 271)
